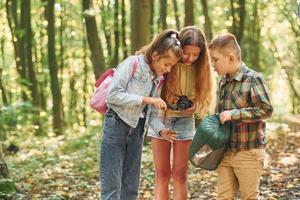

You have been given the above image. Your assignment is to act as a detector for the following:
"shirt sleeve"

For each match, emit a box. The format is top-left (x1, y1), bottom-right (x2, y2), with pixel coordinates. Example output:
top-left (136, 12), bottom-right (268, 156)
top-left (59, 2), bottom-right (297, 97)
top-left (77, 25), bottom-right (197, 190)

top-left (230, 74), bottom-right (273, 121)
top-left (106, 56), bottom-right (144, 108)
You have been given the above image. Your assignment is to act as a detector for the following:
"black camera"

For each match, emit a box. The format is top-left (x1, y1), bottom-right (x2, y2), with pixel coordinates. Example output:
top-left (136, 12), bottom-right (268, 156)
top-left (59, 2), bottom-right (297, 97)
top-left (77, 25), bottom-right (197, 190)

top-left (168, 95), bottom-right (193, 111)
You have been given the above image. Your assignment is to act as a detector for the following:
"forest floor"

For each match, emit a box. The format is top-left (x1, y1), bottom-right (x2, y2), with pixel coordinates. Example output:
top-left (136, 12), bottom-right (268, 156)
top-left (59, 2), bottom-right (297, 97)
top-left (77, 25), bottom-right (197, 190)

top-left (3, 120), bottom-right (300, 200)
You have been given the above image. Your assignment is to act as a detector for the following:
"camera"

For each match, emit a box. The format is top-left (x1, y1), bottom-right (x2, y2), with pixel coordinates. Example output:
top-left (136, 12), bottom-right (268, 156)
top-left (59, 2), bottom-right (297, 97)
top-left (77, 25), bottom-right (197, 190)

top-left (168, 95), bottom-right (193, 111)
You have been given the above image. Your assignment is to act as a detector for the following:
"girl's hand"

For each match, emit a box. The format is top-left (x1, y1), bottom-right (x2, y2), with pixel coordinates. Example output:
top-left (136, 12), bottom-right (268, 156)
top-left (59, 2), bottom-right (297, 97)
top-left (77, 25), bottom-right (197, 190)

top-left (159, 129), bottom-right (177, 143)
top-left (167, 93), bottom-right (179, 105)
top-left (143, 97), bottom-right (167, 110)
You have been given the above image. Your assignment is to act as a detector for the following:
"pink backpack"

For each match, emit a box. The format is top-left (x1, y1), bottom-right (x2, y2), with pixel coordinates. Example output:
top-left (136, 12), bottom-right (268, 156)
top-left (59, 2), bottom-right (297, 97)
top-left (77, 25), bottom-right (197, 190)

top-left (90, 57), bottom-right (139, 114)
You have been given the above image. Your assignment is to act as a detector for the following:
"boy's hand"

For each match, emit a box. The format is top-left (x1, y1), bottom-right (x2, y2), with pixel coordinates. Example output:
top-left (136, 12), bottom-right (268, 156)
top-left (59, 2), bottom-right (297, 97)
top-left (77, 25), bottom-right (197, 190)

top-left (159, 129), bottom-right (177, 143)
top-left (220, 110), bottom-right (232, 124)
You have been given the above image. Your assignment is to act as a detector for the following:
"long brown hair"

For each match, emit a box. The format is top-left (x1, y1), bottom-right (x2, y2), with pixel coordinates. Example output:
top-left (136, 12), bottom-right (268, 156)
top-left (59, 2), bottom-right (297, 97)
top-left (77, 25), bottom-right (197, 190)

top-left (135, 29), bottom-right (182, 64)
top-left (169, 26), bottom-right (215, 116)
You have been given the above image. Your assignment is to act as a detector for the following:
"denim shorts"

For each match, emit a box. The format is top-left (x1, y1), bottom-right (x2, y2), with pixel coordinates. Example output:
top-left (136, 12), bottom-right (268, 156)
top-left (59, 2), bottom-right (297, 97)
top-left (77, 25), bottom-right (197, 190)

top-left (147, 116), bottom-right (195, 141)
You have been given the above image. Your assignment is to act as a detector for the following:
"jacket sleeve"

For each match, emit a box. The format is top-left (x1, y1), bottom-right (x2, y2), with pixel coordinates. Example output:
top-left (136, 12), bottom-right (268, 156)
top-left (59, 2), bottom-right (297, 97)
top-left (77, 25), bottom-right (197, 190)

top-left (147, 82), bottom-right (166, 135)
top-left (106, 56), bottom-right (144, 108)
top-left (230, 74), bottom-right (273, 121)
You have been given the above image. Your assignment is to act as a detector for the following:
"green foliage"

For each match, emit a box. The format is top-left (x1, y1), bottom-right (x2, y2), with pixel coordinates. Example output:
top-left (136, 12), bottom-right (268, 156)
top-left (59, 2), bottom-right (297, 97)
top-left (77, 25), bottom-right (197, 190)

top-left (0, 179), bottom-right (16, 195)
top-left (0, 102), bottom-right (46, 140)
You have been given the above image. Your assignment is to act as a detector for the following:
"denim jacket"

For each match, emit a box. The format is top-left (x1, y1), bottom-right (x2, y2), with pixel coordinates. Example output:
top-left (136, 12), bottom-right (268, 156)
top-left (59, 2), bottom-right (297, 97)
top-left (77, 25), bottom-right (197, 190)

top-left (106, 54), bottom-right (166, 134)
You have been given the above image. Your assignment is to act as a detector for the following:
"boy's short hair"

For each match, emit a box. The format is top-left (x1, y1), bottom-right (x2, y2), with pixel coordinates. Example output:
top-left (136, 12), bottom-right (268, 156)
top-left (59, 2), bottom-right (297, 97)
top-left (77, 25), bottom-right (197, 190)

top-left (208, 33), bottom-right (241, 60)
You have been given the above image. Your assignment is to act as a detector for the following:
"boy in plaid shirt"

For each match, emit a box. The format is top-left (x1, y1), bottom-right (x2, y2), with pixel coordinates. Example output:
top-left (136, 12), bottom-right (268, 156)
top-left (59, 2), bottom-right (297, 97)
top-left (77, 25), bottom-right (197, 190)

top-left (209, 33), bottom-right (273, 199)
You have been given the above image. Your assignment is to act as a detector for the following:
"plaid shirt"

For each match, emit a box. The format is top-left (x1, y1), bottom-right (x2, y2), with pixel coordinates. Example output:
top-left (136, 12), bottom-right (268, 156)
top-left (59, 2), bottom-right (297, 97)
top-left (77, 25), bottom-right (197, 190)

top-left (216, 64), bottom-right (273, 151)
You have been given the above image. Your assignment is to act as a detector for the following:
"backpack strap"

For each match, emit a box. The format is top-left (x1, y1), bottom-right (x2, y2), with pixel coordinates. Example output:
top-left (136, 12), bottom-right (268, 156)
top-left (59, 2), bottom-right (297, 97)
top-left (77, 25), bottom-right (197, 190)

top-left (95, 68), bottom-right (115, 87)
top-left (131, 56), bottom-right (139, 77)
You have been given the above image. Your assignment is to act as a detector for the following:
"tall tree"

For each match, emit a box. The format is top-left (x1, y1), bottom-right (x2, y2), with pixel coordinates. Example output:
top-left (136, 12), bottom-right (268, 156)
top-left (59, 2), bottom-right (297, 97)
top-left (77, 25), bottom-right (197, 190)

top-left (248, 0), bottom-right (260, 71)
top-left (121, 0), bottom-right (128, 59)
top-left (200, 0), bottom-right (212, 41)
top-left (112, 0), bottom-right (119, 66)
top-left (150, 0), bottom-right (155, 38)
top-left (229, 0), bottom-right (246, 43)
top-left (46, 0), bottom-right (63, 134)
top-left (0, 38), bottom-right (8, 106)
top-left (82, 0), bottom-right (106, 78)
top-left (21, 0), bottom-right (39, 107)
top-left (100, 1), bottom-right (113, 65)
top-left (6, 0), bottom-right (27, 100)
top-left (172, 0), bottom-right (180, 30)
top-left (159, 0), bottom-right (167, 30)
top-left (130, 0), bottom-right (151, 53)
top-left (184, 0), bottom-right (194, 26)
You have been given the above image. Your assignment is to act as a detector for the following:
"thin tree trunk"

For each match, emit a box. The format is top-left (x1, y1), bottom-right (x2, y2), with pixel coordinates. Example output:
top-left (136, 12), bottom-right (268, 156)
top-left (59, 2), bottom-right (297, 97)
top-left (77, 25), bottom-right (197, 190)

top-left (21, 0), bottom-right (39, 107)
top-left (184, 0), bottom-right (194, 26)
top-left (82, 25), bottom-right (88, 127)
top-left (0, 38), bottom-right (8, 106)
top-left (249, 0), bottom-right (260, 71)
top-left (172, 0), bottom-right (180, 30)
top-left (112, 0), bottom-right (119, 66)
top-left (269, 37), bottom-right (300, 113)
top-left (46, 0), bottom-right (63, 134)
top-left (6, 0), bottom-right (27, 100)
top-left (230, 0), bottom-right (246, 43)
top-left (100, 1), bottom-right (112, 65)
top-left (230, 0), bottom-right (237, 36)
top-left (59, 0), bottom-right (65, 88)
top-left (237, 0), bottom-right (246, 43)
top-left (121, 0), bottom-right (128, 59)
top-left (200, 0), bottom-right (212, 41)
top-left (130, 0), bottom-right (151, 54)
top-left (150, 0), bottom-right (155, 38)
top-left (159, 0), bottom-right (167, 30)
top-left (0, 144), bottom-right (9, 178)
top-left (83, 0), bottom-right (106, 79)
top-left (0, 70), bottom-right (8, 106)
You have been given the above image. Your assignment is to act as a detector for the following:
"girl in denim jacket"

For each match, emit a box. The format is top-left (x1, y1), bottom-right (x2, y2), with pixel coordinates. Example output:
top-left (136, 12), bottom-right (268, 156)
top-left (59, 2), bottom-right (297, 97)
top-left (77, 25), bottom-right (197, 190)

top-left (100, 29), bottom-right (182, 200)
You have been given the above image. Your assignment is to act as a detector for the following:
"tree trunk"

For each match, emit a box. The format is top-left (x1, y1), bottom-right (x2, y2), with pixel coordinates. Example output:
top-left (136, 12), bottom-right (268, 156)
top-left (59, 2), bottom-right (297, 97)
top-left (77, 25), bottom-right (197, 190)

top-left (172, 0), bottom-right (180, 30)
top-left (83, 0), bottom-right (106, 79)
top-left (59, 0), bottom-right (65, 88)
top-left (100, 1), bottom-right (112, 65)
top-left (121, 0), bottom-right (128, 59)
top-left (112, 0), bottom-right (119, 66)
top-left (249, 0), bottom-right (260, 71)
top-left (46, 0), bottom-right (63, 134)
top-left (130, 0), bottom-right (151, 54)
top-left (0, 38), bottom-right (8, 106)
top-left (82, 29), bottom-right (88, 127)
top-left (184, 0), bottom-right (194, 26)
top-left (0, 145), bottom-right (9, 178)
top-left (237, 0), bottom-right (246, 43)
top-left (230, 0), bottom-right (237, 36)
top-left (269, 37), bottom-right (300, 114)
top-left (6, 0), bottom-right (27, 100)
top-left (21, 0), bottom-right (39, 107)
top-left (150, 0), bottom-right (155, 38)
top-left (0, 70), bottom-right (8, 106)
top-left (200, 0), bottom-right (212, 41)
top-left (159, 0), bottom-right (167, 30)
top-left (229, 0), bottom-right (246, 44)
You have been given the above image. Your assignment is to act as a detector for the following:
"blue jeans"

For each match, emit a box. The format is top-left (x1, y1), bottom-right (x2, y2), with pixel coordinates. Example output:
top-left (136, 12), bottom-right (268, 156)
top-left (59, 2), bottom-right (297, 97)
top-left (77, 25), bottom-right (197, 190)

top-left (100, 109), bottom-right (145, 200)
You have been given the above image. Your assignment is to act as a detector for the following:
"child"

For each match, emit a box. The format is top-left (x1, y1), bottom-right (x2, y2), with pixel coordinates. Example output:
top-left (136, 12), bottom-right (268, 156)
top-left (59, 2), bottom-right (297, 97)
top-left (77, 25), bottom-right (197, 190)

top-left (208, 33), bottom-right (273, 199)
top-left (100, 29), bottom-right (182, 200)
top-left (147, 26), bottom-right (214, 199)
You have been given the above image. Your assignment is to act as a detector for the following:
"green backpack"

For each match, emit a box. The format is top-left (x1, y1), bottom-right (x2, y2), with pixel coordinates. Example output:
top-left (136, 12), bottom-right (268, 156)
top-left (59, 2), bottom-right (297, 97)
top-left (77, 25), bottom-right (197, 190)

top-left (189, 114), bottom-right (230, 170)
